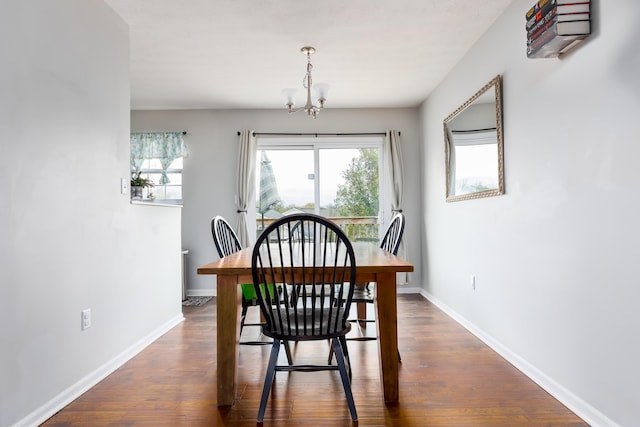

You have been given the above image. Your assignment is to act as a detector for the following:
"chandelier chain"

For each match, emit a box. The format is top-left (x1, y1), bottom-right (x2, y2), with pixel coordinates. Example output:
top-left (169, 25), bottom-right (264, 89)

top-left (303, 56), bottom-right (313, 89)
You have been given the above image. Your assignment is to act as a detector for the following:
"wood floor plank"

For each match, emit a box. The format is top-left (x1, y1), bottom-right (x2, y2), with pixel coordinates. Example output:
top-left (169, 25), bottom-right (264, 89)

top-left (42, 295), bottom-right (587, 426)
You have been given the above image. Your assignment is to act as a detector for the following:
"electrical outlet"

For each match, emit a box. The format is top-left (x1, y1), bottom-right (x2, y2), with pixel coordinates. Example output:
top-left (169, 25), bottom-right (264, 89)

top-left (81, 309), bottom-right (92, 330)
top-left (470, 275), bottom-right (476, 291)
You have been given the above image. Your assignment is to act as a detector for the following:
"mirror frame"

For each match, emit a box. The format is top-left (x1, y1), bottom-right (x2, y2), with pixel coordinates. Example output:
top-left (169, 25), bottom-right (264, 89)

top-left (444, 75), bottom-right (504, 202)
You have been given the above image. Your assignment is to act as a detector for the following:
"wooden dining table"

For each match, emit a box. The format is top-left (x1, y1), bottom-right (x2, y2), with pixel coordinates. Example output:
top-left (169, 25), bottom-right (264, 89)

top-left (197, 242), bottom-right (414, 406)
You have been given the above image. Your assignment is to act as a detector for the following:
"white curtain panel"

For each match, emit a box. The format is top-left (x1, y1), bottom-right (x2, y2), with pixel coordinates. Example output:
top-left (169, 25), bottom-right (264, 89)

top-left (445, 127), bottom-right (456, 195)
top-left (385, 130), bottom-right (407, 285)
top-left (236, 130), bottom-right (257, 246)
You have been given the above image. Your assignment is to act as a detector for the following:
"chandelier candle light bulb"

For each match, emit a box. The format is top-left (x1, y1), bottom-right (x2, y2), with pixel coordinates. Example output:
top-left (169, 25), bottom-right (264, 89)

top-left (283, 46), bottom-right (329, 118)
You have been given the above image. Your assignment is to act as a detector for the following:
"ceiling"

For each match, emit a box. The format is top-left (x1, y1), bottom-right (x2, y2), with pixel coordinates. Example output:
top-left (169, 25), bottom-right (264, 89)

top-left (104, 0), bottom-right (514, 110)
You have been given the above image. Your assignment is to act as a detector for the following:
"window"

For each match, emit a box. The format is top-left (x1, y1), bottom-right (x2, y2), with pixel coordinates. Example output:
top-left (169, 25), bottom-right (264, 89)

top-left (134, 157), bottom-right (183, 202)
top-left (130, 132), bottom-right (187, 204)
top-left (255, 135), bottom-right (385, 244)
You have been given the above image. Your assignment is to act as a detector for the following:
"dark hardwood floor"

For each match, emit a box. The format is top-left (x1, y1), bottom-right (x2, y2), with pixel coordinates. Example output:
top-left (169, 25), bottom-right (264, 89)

top-left (42, 295), bottom-right (587, 426)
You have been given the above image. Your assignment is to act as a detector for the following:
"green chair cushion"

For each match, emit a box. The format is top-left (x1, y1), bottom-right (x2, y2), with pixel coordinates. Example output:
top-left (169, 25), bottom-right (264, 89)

top-left (241, 283), bottom-right (277, 303)
top-left (241, 283), bottom-right (257, 301)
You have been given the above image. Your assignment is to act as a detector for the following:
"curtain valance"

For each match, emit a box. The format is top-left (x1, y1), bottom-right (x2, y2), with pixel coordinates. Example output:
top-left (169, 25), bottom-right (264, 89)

top-left (130, 132), bottom-right (188, 184)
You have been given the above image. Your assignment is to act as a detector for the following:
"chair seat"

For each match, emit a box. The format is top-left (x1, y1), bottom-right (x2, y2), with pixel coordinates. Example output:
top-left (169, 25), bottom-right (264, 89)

top-left (263, 306), bottom-right (351, 340)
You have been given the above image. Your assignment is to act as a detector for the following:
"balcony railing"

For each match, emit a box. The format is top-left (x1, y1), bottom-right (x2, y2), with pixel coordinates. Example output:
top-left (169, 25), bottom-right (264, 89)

top-left (258, 216), bottom-right (379, 242)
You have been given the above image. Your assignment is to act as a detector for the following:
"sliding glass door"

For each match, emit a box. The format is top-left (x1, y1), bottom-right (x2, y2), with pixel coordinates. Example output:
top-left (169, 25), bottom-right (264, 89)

top-left (255, 136), bottom-right (384, 245)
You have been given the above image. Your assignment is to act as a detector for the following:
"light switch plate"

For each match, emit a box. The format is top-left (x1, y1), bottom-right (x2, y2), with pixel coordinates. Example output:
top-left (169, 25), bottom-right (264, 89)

top-left (120, 177), bottom-right (128, 194)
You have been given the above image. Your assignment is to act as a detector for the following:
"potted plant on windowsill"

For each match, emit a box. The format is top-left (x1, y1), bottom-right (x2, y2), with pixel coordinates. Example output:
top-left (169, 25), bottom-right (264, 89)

top-left (130, 172), bottom-right (154, 200)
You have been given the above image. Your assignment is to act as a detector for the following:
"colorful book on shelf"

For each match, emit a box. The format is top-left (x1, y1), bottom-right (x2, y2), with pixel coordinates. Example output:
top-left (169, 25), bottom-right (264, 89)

top-left (526, 0), bottom-right (554, 30)
top-left (527, 14), bottom-right (591, 45)
top-left (556, 12), bottom-right (589, 22)
top-left (525, 0), bottom-right (591, 58)
top-left (527, 7), bottom-right (557, 39)
top-left (526, 0), bottom-right (590, 30)
top-left (527, 20), bottom-right (590, 58)
top-left (554, 20), bottom-right (590, 35)
top-left (557, 2), bottom-right (590, 14)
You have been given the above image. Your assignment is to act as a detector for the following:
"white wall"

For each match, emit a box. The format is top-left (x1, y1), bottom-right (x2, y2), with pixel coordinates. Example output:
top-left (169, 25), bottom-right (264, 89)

top-left (422, 1), bottom-right (640, 426)
top-left (131, 108), bottom-right (422, 295)
top-left (0, 2), bottom-right (183, 426)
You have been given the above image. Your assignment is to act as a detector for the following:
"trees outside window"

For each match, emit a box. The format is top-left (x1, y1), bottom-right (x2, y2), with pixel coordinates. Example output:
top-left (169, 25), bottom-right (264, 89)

top-left (334, 148), bottom-right (379, 217)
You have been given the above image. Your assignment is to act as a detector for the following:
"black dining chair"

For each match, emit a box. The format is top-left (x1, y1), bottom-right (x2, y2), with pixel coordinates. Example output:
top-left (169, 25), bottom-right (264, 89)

top-left (347, 212), bottom-right (405, 359)
top-left (211, 216), bottom-right (293, 361)
top-left (211, 216), bottom-right (268, 345)
top-left (252, 213), bottom-right (358, 423)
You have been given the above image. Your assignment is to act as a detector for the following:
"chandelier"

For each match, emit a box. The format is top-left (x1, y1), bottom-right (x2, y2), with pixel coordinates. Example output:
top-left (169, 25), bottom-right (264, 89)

top-left (282, 46), bottom-right (330, 119)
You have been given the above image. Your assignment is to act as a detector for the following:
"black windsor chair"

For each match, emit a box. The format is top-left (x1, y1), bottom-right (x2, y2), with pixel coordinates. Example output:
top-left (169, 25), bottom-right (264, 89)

top-left (347, 212), bottom-right (405, 360)
top-left (251, 213), bottom-right (358, 423)
top-left (211, 215), bottom-right (292, 363)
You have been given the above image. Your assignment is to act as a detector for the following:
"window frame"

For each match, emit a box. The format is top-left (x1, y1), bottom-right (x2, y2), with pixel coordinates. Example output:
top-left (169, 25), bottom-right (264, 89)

top-left (255, 135), bottom-right (387, 238)
top-left (133, 157), bottom-right (184, 204)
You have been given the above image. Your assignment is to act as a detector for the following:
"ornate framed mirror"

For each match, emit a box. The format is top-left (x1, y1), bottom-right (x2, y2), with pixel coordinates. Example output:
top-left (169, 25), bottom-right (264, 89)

top-left (444, 75), bottom-right (504, 202)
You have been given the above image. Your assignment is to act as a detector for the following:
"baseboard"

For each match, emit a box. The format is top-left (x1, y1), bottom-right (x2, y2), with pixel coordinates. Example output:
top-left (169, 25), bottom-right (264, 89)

top-left (420, 290), bottom-right (618, 427)
top-left (186, 288), bottom-right (216, 297)
top-left (396, 285), bottom-right (421, 294)
top-left (14, 314), bottom-right (185, 427)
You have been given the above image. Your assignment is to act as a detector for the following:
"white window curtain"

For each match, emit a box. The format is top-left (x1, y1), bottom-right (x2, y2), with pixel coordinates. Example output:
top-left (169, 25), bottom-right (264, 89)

top-left (445, 126), bottom-right (456, 194)
top-left (236, 130), bottom-right (257, 247)
top-left (384, 130), bottom-right (407, 285)
top-left (130, 132), bottom-right (187, 184)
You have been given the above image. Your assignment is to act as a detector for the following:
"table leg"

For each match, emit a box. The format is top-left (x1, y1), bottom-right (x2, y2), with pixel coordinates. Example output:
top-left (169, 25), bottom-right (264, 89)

top-left (353, 283), bottom-right (368, 323)
top-left (357, 301), bottom-right (367, 322)
top-left (216, 274), bottom-right (242, 406)
top-left (374, 272), bottom-right (399, 403)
